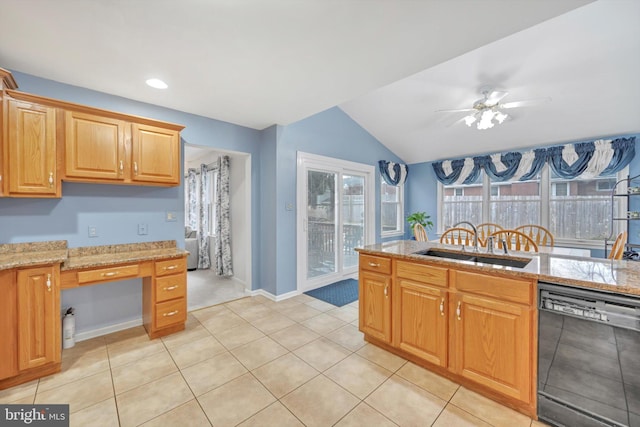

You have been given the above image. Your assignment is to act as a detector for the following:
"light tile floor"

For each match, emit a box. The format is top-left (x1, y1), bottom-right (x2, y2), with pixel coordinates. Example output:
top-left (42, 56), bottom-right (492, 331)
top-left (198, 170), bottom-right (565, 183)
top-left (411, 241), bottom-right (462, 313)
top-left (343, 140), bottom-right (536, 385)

top-left (187, 269), bottom-right (246, 311)
top-left (0, 294), bottom-right (549, 426)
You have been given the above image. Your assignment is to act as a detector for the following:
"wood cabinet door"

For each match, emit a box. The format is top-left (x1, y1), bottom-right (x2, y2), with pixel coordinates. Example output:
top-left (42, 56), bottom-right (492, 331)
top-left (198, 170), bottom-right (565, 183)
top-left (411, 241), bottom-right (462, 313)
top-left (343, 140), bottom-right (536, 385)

top-left (131, 123), bottom-right (180, 185)
top-left (395, 278), bottom-right (447, 367)
top-left (451, 292), bottom-right (531, 402)
top-left (7, 99), bottom-right (58, 196)
top-left (0, 270), bottom-right (18, 380)
top-left (17, 266), bottom-right (60, 370)
top-left (65, 111), bottom-right (127, 181)
top-left (359, 270), bottom-right (392, 343)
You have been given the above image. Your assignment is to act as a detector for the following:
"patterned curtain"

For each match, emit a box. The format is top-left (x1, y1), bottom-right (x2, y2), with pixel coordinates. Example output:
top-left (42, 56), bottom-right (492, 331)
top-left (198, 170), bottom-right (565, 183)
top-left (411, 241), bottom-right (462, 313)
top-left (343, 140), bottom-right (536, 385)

top-left (432, 137), bottom-right (635, 184)
top-left (215, 156), bottom-right (233, 276)
top-left (186, 168), bottom-right (198, 230)
top-left (197, 163), bottom-right (211, 269)
top-left (378, 160), bottom-right (409, 186)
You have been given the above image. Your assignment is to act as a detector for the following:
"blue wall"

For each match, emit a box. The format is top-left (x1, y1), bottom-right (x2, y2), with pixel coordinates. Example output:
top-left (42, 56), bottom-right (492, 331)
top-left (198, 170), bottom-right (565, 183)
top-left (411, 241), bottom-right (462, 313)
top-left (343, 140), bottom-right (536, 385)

top-left (273, 107), bottom-right (404, 295)
top-left (1, 72), bottom-right (401, 333)
top-left (2, 71), bottom-right (264, 334)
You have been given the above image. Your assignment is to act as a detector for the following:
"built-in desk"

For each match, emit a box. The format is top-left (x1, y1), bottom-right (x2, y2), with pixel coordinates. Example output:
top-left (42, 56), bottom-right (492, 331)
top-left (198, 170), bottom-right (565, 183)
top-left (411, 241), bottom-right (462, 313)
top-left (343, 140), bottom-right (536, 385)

top-left (0, 240), bottom-right (188, 390)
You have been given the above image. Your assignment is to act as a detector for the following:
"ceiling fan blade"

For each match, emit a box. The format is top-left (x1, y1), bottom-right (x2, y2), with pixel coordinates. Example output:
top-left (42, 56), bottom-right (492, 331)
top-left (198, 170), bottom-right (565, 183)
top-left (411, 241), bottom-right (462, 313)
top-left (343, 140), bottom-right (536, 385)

top-left (485, 90), bottom-right (509, 105)
top-left (435, 107), bottom-right (476, 114)
top-left (501, 97), bottom-right (552, 109)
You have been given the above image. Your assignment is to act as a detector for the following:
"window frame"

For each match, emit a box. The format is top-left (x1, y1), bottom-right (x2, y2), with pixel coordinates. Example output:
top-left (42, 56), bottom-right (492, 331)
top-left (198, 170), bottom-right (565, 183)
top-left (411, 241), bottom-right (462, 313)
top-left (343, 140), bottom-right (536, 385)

top-left (437, 164), bottom-right (628, 249)
top-left (380, 178), bottom-right (404, 237)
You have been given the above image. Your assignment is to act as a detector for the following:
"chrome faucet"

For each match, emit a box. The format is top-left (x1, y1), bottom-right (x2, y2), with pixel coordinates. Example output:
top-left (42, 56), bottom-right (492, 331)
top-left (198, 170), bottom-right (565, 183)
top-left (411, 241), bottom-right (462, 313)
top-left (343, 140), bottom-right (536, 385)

top-left (453, 221), bottom-right (479, 252)
top-left (486, 236), bottom-right (494, 254)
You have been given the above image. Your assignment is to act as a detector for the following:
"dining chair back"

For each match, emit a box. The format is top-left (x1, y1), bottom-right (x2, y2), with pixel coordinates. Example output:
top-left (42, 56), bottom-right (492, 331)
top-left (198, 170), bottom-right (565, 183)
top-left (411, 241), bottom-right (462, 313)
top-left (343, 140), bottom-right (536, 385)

top-left (413, 223), bottom-right (428, 242)
top-left (609, 231), bottom-right (628, 260)
top-left (476, 223), bottom-right (504, 246)
top-left (489, 229), bottom-right (539, 253)
top-left (440, 227), bottom-right (477, 247)
top-left (515, 224), bottom-right (555, 247)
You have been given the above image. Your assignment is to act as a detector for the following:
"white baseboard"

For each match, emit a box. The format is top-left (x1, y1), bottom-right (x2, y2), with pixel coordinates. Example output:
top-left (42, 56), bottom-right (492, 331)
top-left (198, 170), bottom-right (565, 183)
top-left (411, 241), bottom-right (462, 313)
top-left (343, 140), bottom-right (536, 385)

top-left (247, 288), bottom-right (301, 302)
top-left (74, 318), bottom-right (143, 342)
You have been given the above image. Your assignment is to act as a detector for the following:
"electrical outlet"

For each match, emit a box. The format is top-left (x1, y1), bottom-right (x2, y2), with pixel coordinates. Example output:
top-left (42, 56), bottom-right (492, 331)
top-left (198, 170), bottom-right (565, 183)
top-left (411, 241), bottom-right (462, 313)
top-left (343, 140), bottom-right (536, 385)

top-left (166, 211), bottom-right (177, 222)
top-left (88, 226), bottom-right (98, 238)
top-left (285, 202), bottom-right (293, 211)
top-left (138, 223), bottom-right (148, 235)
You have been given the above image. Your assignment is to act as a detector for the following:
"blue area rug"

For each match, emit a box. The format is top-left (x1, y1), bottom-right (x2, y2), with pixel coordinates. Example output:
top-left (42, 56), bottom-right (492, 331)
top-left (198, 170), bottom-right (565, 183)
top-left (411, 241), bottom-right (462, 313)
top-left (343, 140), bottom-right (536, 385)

top-left (305, 279), bottom-right (359, 307)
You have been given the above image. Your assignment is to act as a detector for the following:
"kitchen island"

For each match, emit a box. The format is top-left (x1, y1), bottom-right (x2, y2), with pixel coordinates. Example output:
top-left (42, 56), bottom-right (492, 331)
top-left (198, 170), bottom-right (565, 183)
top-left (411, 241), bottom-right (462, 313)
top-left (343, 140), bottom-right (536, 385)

top-left (356, 240), bottom-right (640, 419)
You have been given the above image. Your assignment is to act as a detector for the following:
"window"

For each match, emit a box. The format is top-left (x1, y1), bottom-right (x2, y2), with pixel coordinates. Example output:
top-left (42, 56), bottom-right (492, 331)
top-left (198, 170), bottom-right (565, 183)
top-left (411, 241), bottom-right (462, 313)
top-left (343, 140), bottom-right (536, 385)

top-left (381, 179), bottom-right (404, 236)
top-left (439, 165), bottom-right (626, 246)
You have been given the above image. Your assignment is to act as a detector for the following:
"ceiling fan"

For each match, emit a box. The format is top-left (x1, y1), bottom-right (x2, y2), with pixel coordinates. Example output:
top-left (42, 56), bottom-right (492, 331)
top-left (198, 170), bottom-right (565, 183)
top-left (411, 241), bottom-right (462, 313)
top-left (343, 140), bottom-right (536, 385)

top-left (437, 87), bottom-right (551, 130)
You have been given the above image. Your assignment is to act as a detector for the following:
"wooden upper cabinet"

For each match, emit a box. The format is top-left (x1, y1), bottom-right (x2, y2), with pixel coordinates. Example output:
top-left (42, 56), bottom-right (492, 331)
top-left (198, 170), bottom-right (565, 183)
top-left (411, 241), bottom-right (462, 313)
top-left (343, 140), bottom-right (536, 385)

top-left (64, 111), bottom-right (127, 181)
top-left (6, 98), bottom-right (59, 197)
top-left (131, 123), bottom-right (180, 185)
top-left (17, 266), bottom-right (60, 371)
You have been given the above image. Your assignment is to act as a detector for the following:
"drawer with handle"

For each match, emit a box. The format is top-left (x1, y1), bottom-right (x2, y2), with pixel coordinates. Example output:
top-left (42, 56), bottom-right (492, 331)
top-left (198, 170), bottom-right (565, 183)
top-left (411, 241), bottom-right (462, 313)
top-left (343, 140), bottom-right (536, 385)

top-left (155, 298), bottom-right (186, 329)
top-left (360, 254), bottom-right (391, 274)
top-left (155, 275), bottom-right (186, 302)
top-left (155, 258), bottom-right (186, 277)
top-left (77, 264), bottom-right (139, 284)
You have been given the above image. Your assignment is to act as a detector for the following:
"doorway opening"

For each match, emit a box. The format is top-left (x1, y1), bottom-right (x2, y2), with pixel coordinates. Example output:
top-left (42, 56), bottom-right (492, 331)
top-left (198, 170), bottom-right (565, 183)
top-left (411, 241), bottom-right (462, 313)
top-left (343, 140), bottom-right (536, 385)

top-left (184, 143), bottom-right (252, 310)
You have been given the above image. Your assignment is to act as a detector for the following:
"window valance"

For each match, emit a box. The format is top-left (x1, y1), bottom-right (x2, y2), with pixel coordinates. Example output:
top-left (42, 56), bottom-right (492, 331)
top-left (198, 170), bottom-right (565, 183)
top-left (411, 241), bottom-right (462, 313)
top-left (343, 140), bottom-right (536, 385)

top-left (379, 160), bottom-right (408, 186)
top-left (432, 137), bottom-right (635, 185)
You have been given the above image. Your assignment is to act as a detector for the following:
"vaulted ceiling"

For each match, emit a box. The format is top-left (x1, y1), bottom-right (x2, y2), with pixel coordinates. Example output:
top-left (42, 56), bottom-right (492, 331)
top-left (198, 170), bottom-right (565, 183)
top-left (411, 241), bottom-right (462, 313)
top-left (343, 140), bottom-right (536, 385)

top-left (2, 0), bottom-right (636, 164)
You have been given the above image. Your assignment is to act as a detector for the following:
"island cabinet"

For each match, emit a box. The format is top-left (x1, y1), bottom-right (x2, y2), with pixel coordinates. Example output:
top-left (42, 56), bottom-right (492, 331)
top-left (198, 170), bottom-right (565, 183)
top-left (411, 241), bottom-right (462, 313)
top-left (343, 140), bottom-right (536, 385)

top-left (358, 254), bottom-right (392, 343)
top-left (450, 270), bottom-right (534, 404)
top-left (2, 96), bottom-right (60, 197)
top-left (357, 253), bottom-right (537, 417)
top-left (393, 261), bottom-right (449, 367)
top-left (0, 265), bottom-right (61, 385)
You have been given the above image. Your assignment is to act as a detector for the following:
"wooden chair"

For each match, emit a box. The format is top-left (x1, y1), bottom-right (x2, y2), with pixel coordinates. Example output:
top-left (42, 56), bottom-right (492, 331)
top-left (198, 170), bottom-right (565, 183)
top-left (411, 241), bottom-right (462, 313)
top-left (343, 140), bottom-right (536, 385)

top-left (440, 227), bottom-right (477, 247)
top-left (489, 229), bottom-right (539, 253)
top-left (609, 231), bottom-right (627, 260)
top-left (476, 223), bottom-right (504, 246)
top-left (413, 223), bottom-right (428, 242)
top-left (515, 224), bottom-right (555, 247)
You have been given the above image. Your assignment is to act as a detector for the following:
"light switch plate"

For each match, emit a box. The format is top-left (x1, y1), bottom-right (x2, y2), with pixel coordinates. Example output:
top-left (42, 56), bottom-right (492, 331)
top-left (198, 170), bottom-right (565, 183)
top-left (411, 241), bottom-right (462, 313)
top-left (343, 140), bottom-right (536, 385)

top-left (88, 226), bottom-right (98, 238)
top-left (138, 223), bottom-right (148, 235)
top-left (166, 211), bottom-right (177, 222)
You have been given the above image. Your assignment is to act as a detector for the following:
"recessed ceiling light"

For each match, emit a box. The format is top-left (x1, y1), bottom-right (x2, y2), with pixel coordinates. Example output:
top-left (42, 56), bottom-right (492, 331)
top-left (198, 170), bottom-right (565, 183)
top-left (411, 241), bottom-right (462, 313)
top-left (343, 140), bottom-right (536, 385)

top-left (146, 78), bottom-right (168, 89)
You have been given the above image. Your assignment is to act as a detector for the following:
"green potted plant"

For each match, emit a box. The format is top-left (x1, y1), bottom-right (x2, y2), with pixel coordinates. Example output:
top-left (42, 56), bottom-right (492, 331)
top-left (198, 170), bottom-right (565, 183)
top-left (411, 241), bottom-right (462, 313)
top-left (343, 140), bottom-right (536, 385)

top-left (407, 211), bottom-right (434, 238)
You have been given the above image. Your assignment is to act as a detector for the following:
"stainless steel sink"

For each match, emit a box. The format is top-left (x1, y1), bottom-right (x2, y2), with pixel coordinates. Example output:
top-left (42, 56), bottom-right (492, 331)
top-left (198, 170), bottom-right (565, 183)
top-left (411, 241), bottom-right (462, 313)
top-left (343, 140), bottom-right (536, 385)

top-left (413, 249), bottom-right (531, 268)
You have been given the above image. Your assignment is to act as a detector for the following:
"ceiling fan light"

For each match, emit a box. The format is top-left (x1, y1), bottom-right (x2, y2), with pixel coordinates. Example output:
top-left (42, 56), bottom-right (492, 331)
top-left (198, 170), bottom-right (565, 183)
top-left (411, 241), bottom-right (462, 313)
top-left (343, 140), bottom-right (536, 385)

top-left (464, 115), bottom-right (477, 126)
top-left (495, 111), bottom-right (508, 124)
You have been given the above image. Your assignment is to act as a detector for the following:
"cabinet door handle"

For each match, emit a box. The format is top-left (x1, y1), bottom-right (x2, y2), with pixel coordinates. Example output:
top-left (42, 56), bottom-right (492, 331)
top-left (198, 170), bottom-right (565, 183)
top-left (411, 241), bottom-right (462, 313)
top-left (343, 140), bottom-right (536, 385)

top-left (163, 285), bottom-right (179, 291)
top-left (133, 162), bottom-right (138, 175)
top-left (163, 265), bottom-right (177, 271)
top-left (119, 160), bottom-right (124, 174)
top-left (48, 172), bottom-right (54, 187)
top-left (439, 298), bottom-right (445, 316)
top-left (456, 301), bottom-right (461, 320)
top-left (102, 272), bottom-right (118, 277)
top-left (384, 285), bottom-right (388, 297)
top-left (46, 274), bottom-right (52, 292)
top-left (163, 310), bottom-right (179, 317)
top-left (368, 262), bottom-right (380, 267)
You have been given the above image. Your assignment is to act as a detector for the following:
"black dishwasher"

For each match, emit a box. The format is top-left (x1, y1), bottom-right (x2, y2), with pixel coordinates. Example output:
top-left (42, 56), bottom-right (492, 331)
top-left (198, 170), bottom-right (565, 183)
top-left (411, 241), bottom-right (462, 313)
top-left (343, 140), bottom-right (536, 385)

top-left (538, 282), bottom-right (640, 427)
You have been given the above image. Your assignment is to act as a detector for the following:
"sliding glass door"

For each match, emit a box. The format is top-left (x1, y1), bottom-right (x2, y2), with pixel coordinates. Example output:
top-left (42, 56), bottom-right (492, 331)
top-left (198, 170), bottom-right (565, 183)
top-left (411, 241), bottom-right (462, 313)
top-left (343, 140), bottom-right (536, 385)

top-left (297, 153), bottom-right (374, 292)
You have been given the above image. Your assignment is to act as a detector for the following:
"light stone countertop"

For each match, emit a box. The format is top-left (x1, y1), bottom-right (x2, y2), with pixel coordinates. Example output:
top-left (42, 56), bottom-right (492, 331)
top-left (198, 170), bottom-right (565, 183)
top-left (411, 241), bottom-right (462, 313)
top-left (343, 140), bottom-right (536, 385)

top-left (0, 240), bottom-right (187, 271)
top-left (357, 240), bottom-right (640, 297)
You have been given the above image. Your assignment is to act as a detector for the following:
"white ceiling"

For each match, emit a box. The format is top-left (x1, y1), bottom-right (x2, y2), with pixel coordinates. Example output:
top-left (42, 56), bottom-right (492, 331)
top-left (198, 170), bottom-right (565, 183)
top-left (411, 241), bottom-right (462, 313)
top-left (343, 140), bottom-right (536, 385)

top-left (341, 0), bottom-right (640, 163)
top-left (2, 0), bottom-right (636, 165)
